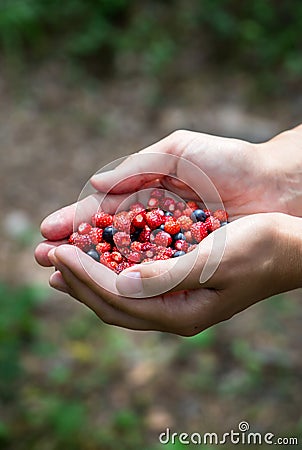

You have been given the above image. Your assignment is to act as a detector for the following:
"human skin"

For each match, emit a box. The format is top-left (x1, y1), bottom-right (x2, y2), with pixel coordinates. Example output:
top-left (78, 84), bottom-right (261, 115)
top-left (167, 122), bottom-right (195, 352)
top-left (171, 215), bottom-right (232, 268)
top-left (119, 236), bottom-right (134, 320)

top-left (35, 125), bottom-right (302, 336)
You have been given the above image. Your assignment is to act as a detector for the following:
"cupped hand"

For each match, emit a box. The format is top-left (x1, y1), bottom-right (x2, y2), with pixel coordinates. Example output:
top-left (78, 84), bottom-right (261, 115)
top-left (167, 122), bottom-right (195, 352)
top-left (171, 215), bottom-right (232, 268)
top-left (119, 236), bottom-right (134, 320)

top-left (44, 213), bottom-right (301, 336)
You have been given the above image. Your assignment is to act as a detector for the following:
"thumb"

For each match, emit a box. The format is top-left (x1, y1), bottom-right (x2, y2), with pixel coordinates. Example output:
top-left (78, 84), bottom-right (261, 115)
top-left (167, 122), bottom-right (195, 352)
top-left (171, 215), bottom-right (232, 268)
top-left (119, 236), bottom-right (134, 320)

top-left (90, 130), bottom-right (190, 194)
top-left (115, 247), bottom-right (209, 298)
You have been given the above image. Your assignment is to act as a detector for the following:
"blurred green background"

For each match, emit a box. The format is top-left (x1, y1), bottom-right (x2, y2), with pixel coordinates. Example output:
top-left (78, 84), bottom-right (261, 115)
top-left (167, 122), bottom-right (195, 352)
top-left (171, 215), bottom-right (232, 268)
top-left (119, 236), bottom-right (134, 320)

top-left (0, 1), bottom-right (302, 449)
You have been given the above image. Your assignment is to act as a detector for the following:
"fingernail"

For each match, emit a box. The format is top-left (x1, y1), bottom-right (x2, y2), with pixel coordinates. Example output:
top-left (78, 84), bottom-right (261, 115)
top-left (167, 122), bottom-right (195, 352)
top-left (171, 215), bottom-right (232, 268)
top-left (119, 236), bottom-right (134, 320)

top-left (117, 270), bottom-right (143, 296)
top-left (48, 248), bottom-right (57, 264)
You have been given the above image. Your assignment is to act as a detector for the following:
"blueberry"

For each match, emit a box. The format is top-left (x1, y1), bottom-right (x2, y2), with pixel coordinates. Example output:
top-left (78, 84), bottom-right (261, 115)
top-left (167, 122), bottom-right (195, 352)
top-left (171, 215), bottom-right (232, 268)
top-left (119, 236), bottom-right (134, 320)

top-left (131, 230), bottom-right (141, 241)
top-left (220, 221), bottom-right (228, 227)
top-left (172, 250), bottom-right (186, 258)
top-left (164, 211), bottom-right (173, 217)
top-left (172, 232), bottom-right (186, 241)
top-left (87, 249), bottom-right (100, 261)
top-left (103, 226), bottom-right (117, 243)
top-left (191, 209), bottom-right (207, 222)
top-left (159, 224), bottom-right (166, 230)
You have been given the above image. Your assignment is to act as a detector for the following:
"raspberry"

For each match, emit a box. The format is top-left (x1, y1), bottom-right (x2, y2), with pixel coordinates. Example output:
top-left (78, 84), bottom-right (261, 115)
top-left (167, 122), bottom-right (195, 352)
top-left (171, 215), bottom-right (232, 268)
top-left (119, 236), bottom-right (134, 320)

top-left (132, 211), bottom-right (146, 228)
top-left (175, 201), bottom-right (185, 211)
top-left (187, 244), bottom-right (198, 253)
top-left (113, 231), bottom-right (131, 248)
top-left (203, 209), bottom-right (211, 217)
top-left (128, 251), bottom-right (142, 263)
top-left (89, 227), bottom-right (103, 245)
top-left (150, 188), bottom-right (165, 199)
top-left (92, 212), bottom-right (113, 228)
top-left (177, 215), bottom-right (193, 232)
top-left (174, 240), bottom-right (189, 252)
top-left (183, 207), bottom-right (193, 217)
top-left (113, 211), bottom-right (131, 232)
top-left (213, 209), bottom-right (228, 222)
top-left (191, 222), bottom-right (208, 243)
top-left (184, 231), bottom-right (194, 243)
top-left (164, 218), bottom-right (181, 235)
top-left (160, 197), bottom-right (176, 212)
top-left (96, 242), bottom-right (111, 253)
top-left (139, 225), bottom-right (151, 243)
top-left (78, 222), bottom-right (92, 235)
top-left (69, 232), bottom-right (93, 252)
top-left (155, 247), bottom-right (174, 259)
top-left (145, 209), bottom-right (165, 229)
top-left (205, 216), bottom-right (221, 232)
top-left (130, 241), bottom-right (143, 252)
top-left (151, 230), bottom-right (172, 247)
top-left (173, 209), bottom-right (182, 219)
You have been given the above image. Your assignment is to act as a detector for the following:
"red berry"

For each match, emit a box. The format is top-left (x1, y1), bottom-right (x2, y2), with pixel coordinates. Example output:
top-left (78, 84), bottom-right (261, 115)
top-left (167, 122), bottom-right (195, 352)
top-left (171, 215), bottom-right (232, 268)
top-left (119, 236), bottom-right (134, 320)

top-left (68, 232), bottom-right (93, 252)
top-left (160, 197), bottom-right (176, 212)
top-left (113, 231), bottom-right (131, 248)
top-left (183, 207), bottom-right (193, 217)
top-left (174, 240), bottom-right (189, 252)
top-left (154, 247), bottom-right (174, 260)
top-left (150, 188), bottom-right (165, 199)
top-left (139, 225), bottom-right (151, 243)
top-left (113, 211), bottom-right (131, 232)
top-left (177, 215), bottom-right (193, 232)
top-left (205, 216), bottom-right (221, 232)
top-left (128, 251), bottom-right (142, 263)
top-left (78, 222), bottom-right (92, 235)
top-left (130, 241), bottom-right (143, 252)
top-left (110, 251), bottom-right (123, 263)
top-left (186, 201), bottom-right (199, 211)
top-left (132, 211), bottom-right (146, 228)
top-left (184, 230), bottom-right (194, 243)
top-left (173, 209), bottom-right (182, 219)
top-left (130, 202), bottom-right (145, 212)
top-left (96, 242), bottom-right (111, 253)
top-left (116, 261), bottom-right (133, 273)
top-left (145, 209), bottom-right (165, 229)
top-left (92, 212), bottom-right (113, 228)
top-left (164, 218), bottom-right (181, 235)
top-left (203, 209), bottom-right (211, 217)
top-left (89, 227), bottom-right (103, 245)
top-left (191, 222), bottom-right (208, 243)
top-left (147, 197), bottom-right (160, 208)
top-left (175, 201), bottom-right (185, 211)
top-left (151, 230), bottom-right (172, 247)
top-left (213, 209), bottom-right (228, 222)
top-left (187, 244), bottom-right (198, 253)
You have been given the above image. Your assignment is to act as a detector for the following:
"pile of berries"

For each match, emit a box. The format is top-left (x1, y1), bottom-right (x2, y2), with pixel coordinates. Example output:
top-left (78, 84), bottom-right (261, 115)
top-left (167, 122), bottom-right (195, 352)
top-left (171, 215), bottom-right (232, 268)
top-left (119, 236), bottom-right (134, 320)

top-left (68, 189), bottom-right (228, 274)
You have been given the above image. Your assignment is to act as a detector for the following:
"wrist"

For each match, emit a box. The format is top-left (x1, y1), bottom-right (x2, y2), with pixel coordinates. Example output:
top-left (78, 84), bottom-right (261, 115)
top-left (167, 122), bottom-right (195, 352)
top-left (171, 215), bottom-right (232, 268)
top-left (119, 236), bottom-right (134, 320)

top-left (273, 213), bottom-right (302, 291)
top-left (258, 125), bottom-right (302, 216)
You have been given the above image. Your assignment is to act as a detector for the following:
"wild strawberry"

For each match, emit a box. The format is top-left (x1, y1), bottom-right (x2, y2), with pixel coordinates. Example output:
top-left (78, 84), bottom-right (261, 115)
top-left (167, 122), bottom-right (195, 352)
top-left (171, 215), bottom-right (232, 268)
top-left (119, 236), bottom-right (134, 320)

top-left (89, 227), bottom-right (103, 245)
top-left (148, 197), bottom-right (160, 208)
top-left (151, 230), bottom-right (172, 247)
top-left (160, 197), bottom-right (176, 212)
top-left (130, 202), bottom-right (145, 212)
top-left (113, 231), bottom-right (131, 248)
top-left (68, 232), bottom-right (93, 252)
top-left (213, 209), bottom-right (228, 222)
top-left (139, 225), bottom-right (151, 243)
top-left (174, 240), bottom-right (189, 252)
top-left (128, 251), bottom-right (142, 263)
top-left (155, 247), bottom-right (174, 259)
top-left (191, 222), bottom-right (208, 243)
top-left (132, 211), bottom-right (146, 228)
top-left (113, 211), bottom-right (131, 232)
top-left (186, 200), bottom-right (199, 211)
top-left (164, 218), bottom-right (181, 235)
top-left (145, 209), bottom-right (165, 229)
top-left (116, 261), bottom-right (134, 273)
top-left (130, 241), bottom-right (142, 252)
top-left (177, 215), bottom-right (193, 232)
top-left (78, 222), bottom-right (92, 235)
top-left (92, 212), bottom-right (113, 228)
top-left (143, 246), bottom-right (157, 259)
top-left (150, 188), bottom-right (165, 199)
top-left (205, 216), bottom-right (221, 232)
top-left (110, 251), bottom-right (123, 263)
top-left (96, 242), bottom-right (111, 253)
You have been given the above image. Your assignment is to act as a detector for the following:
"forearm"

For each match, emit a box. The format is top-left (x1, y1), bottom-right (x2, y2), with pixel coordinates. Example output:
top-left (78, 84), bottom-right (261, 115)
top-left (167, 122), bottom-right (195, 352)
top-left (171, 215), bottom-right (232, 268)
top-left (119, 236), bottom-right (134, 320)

top-left (259, 124), bottom-right (302, 217)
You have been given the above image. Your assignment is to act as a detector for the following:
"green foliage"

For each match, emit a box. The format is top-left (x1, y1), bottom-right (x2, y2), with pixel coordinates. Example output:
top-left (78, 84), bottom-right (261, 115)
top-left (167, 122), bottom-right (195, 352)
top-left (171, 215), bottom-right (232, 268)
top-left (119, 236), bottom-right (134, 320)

top-left (0, 0), bottom-right (301, 88)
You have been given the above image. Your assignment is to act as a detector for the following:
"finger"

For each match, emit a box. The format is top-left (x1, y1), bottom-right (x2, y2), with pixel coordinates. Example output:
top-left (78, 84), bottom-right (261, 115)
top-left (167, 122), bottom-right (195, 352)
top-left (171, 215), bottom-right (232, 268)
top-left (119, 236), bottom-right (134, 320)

top-left (35, 240), bottom-right (68, 267)
top-left (49, 251), bottom-right (157, 331)
top-left (49, 270), bottom-right (70, 293)
top-left (40, 192), bottom-right (136, 241)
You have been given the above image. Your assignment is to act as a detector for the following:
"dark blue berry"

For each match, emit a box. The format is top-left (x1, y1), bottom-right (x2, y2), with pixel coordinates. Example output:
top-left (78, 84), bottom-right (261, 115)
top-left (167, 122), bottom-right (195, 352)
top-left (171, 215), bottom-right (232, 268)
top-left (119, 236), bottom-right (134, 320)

top-left (87, 249), bottom-right (100, 261)
top-left (172, 250), bottom-right (186, 258)
top-left (164, 211), bottom-right (173, 217)
top-left (131, 230), bottom-right (141, 241)
top-left (159, 224), bottom-right (166, 230)
top-left (220, 221), bottom-right (228, 227)
top-left (191, 209), bottom-right (207, 222)
top-left (103, 226), bottom-right (117, 243)
top-left (172, 232), bottom-right (186, 241)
